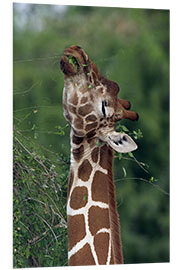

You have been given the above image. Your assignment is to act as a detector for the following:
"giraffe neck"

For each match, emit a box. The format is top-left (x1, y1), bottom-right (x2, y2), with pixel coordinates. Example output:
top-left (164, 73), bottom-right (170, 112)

top-left (67, 132), bottom-right (123, 265)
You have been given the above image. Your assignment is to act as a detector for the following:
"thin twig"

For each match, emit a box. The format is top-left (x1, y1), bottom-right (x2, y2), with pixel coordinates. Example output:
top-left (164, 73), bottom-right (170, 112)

top-left (132, 155), bottom-right (149, 174)
top-left (115, 177), bottom-right (169, 196)
top-left (34, 213), bottom-right (59, 243)
top-left (13, 55), bottom-right (60, 64)
top-left (115, 154), bottom-right (149, 174)
top-left (14, 81), bottom-right (41, 95)
top-left (14, 105), bottom-right (58, 113)
top-left (19, 220), bottom-right (35, 237)
top-left (14, 136), bottom-right (50, 176)
top-left (14, 128), bottom-right (70, 165)
top-left (26, 197), bottom-right (46, 206)
top-left (40, 189), bottom-right (67, 228)
top-left (28, 230), bottom-right (49, 245)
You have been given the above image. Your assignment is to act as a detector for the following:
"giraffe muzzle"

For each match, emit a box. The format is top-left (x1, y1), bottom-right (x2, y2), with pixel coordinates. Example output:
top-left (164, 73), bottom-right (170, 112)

top-left (60, 55), bottom-right (80, 76)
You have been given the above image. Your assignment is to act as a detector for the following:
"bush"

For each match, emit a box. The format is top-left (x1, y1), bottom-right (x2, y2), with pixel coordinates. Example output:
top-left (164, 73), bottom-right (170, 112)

top-left (13, 127), bottom-right (69, 267)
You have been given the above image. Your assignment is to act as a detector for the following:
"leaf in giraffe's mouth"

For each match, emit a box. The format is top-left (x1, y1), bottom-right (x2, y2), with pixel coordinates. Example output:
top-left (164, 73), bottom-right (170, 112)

top-left (68, 55), bottom-right (80, 72)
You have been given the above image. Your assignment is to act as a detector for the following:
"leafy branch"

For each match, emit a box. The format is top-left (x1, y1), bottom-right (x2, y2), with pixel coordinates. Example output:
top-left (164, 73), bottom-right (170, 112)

top-left (116, 123), bottom-right (143, 140)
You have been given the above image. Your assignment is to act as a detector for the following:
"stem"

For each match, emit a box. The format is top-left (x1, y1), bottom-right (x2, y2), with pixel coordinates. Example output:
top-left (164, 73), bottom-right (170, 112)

top-left (115, 177), bottom-right (169, 196)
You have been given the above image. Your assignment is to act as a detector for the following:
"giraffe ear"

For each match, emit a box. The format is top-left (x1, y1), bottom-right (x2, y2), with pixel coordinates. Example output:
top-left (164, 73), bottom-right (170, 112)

top-left (106, 131), bottom-right (138, 153)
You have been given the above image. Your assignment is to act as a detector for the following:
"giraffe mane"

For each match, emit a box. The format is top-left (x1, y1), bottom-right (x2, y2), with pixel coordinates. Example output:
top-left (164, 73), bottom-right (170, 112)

top-left (108, 164), bottom-right (124, 264)
top-left (101, 144), bottom-right (124, 264)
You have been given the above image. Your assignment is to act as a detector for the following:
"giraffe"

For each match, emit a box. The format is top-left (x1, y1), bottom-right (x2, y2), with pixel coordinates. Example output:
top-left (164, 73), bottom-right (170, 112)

top-left (60, 45), bottom-right (139, 266)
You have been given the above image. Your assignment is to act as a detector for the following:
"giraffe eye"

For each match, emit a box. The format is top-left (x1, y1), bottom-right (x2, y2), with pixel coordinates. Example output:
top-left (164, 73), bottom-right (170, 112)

top-left (102, 100), bottom-right (108, 117)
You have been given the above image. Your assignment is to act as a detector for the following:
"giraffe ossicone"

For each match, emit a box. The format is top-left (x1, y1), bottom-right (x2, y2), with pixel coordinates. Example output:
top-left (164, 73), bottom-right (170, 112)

top-left (60, 45), bottom-right (139, 266)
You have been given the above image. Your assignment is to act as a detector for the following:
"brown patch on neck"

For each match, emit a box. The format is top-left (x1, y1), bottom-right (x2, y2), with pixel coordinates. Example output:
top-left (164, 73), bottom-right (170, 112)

top-left (72, 135), bottom-right (84, 145)
top-left (78, 159), bottom-right (92, 181)
top-left (87, 137), bottom-right (97, 148)
top-left (78, 104), bottom-right (93, 116)
top-left (69, 92), bottom-right (78, 106)
top-left (99, 144), bottom-right (109, 170)
top-left (94, 232), bottom-right (110, 264)
top-left (72, 145), bottom-right (84, 161)
top-left (69, 243), bottom-right (95, 266)
top-left (74, 117), bottom-right (84, 130)
top-left (68, 104), bottom-right (76, 114)
top-left (85, 122), bottom-right (98, 132)
top-left (91, 147), bottom-right (99, 163)
top-left (88, 206), bottom-right (110, 236)
top-left (85, 114), bottom-right (97, 122)
top-left (91, 171), bottom-right (109, 204)
top-left (86, 129), bottom-right (96, 139)
top-left (70, 186), bottom-right (88, 209)
top-left (68, 214), bottom-right (86, 251)
top-left (79, 85), bottom-right (88, 94)
top-left (80, 96), bottom-right (88, 104)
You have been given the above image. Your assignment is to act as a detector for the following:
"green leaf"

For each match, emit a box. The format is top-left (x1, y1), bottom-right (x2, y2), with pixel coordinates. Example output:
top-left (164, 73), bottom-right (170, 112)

top-left (122, 167), bottom-right (127, 177)
top-left (122, 125), bottom-right (129, 132)
top-left (68, 56), bottom-right (79, 71)
top-left (34, 132), bottom-right (38, 139)
top-left (118, 153), bottom-right (122, 160)
top-left (116, 123), bottom-right (121, 130)
top-left (55, 125), bottom-right (66, 136)
top-left (128, 152), bottom-right (134, 158)
top-left (133, 129), bottom-right (143, 140)
top-left (150, 176), bottom-right (158, 183)
top-left (68, 56), bottom-right (75, 65)
top-left (119, 108), bottom-right (123, 114)
top-left (83, 193), bottom-right (87, 201)
top-left (25, 248), bottom-right (30, 259)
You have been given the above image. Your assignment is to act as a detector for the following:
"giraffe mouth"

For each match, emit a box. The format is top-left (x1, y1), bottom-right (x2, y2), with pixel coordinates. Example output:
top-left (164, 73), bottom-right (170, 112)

top-left (67, 55), bottom-right (80, 72)
top-left (60, 55), bottom-right (80, 76)
top-left (60, 45), bottom-right (93, 77)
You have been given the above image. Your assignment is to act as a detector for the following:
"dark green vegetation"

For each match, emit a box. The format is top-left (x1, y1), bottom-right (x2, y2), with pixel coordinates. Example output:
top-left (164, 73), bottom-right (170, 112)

top-left (13, 4), bottom-right (169, 267)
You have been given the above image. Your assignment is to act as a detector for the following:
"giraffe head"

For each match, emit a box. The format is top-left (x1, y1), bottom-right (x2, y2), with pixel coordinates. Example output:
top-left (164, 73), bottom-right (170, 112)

top-left (60, 45), bottom-right (139, 154)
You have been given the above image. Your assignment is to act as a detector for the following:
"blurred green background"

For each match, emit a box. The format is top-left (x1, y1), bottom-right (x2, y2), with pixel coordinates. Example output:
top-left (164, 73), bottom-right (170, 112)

top-left (13, 3), bottom-right (169, 267)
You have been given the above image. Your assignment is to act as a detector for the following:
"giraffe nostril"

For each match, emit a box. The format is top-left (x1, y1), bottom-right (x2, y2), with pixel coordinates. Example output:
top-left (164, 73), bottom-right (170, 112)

top-left (113, 141), bottom-right (119, 145)
top-left (122, 135), bottom-right (127, 142)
